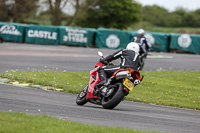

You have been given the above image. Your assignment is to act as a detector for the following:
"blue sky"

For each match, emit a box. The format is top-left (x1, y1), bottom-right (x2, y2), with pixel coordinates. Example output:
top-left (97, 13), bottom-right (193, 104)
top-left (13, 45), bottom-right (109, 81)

top-left (137, 0), bottom-right (200, 11)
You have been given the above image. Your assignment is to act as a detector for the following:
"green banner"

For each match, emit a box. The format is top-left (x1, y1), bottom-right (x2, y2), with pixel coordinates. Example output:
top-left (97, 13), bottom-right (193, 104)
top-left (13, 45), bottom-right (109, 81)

top-left (95, 28), bottom-right (132, 49)
top-left (170, 33), bottom-right (200, 54)
top-left (25, 25), bottom-right (59, 45)
top-left (0, 22), bottom-right (25, 43)
top-left (130, 31), bottom-right (169, 52)
top-left (59, 26), bottom-right (96, 47)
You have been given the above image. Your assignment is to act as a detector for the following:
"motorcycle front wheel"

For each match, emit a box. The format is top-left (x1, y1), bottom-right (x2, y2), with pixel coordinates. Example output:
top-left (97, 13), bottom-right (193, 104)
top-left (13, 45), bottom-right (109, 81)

top-left (139, 56), bottom-right (145, 71)
top-left (76, 84), bottom-right (88, 105)
top-left (102, 82), bottom-right (125, 109)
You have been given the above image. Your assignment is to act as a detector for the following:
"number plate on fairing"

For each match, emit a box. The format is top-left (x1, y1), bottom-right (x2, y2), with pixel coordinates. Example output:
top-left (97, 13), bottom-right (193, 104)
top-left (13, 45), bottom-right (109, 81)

top-left (123, 78), bottom-right (134, 91)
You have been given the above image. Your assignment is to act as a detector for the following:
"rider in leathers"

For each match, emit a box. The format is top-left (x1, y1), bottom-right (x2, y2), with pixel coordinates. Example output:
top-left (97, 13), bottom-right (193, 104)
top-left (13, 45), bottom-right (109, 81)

top-left (95, 42), bottom-right (141, 93)
top-left (132, 29), bottom-right (149, 56)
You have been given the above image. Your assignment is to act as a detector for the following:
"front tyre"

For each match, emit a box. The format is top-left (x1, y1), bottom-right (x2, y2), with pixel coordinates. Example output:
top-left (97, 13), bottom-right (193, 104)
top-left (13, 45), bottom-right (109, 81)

top-left (76, 84), bottom-right (88, 105)
top-left (102, 83), bottom-right (125, 109)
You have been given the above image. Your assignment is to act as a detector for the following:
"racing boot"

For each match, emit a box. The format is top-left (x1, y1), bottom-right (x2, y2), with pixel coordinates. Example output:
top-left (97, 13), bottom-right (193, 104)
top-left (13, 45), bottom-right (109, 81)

top-left (93, 68), bottom-right (107, 96)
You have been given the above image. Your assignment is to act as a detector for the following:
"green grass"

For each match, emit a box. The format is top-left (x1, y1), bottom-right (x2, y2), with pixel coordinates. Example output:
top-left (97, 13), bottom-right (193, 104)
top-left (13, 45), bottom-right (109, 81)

top-left (24, 18), bottom-right (68, 26)
top-left (127, 22), bottom-right (200, 34)
top-left (1, 70), bottom-right (89, 93)
top-left (128, 25), bottom-right (200, 34)
top-left (22, 17), bottom-right (200, 34)
top-left (1, 70), bottom-right (200, 110)
top-left (126, 71), bottom-right (200, 110)
top-left (0, 112), bottom-right (156, 133)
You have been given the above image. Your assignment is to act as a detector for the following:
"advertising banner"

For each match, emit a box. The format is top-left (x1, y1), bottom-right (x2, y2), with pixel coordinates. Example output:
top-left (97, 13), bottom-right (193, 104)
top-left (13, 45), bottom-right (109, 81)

top-left (170, 33), bottom-right (200, 54)
top-left (130, 31), bottom-right (169, 52)
top-left (25, 25), bottom-right (59, 45)
top-left (0, 22), bottom-right (26, 43)
top-left (59, 26), bottom-right (96, 47)
top-left (95, 28), bottom-right (132, 49)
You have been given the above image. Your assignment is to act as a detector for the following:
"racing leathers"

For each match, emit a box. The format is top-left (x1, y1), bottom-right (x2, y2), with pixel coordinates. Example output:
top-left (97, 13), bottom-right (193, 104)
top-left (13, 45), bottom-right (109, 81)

top-left (95, 49), bottom-right (140, 89)
top-left (132, 34), bottom-right (149, 56)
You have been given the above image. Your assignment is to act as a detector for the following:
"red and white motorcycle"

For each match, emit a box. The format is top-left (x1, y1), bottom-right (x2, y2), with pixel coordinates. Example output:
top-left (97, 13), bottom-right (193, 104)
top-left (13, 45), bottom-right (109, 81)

top-left (76, 51), bottom-right (143, 109)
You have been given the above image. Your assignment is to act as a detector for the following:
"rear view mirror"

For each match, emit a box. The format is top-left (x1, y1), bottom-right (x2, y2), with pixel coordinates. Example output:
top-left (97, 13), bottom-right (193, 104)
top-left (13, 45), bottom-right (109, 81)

top-left (98, 51), bottom-right (104, 57)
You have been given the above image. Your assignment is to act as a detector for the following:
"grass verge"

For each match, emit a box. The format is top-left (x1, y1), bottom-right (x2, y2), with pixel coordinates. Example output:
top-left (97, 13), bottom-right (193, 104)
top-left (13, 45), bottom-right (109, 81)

top-left (1, 70), bottom-right (200, 110)
top-left (0, 112), bottom-right (156, 133)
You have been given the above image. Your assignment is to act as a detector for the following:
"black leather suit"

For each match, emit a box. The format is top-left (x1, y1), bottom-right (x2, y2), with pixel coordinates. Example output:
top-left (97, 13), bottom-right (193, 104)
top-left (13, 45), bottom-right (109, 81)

top-left (96, 49), bottom-right (139, 88)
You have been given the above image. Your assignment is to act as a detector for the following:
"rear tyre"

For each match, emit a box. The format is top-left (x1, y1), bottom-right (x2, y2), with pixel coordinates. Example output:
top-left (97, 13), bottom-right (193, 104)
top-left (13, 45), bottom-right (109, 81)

top-left (76, 84), bottom-right (88, 105)
top-left (102, 83), bottom-right (125, 109)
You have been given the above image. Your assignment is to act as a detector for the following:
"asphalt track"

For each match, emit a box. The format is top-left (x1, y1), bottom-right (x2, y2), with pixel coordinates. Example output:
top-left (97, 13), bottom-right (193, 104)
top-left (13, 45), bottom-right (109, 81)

top-left (0, 42), bottom-right (200, 133)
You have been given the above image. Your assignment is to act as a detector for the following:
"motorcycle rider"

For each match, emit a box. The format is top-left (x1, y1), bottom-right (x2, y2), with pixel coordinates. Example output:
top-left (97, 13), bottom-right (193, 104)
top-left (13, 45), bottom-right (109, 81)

top-left (94, 42), bottom-right (141, 95)
top-left (132, 29), bottom-right (150, 56)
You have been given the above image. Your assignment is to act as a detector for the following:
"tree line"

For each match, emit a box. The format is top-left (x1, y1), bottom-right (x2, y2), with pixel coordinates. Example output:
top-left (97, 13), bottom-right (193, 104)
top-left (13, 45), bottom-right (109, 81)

top-left (0, 0), bottom-right (200, 29)
top-left (142, 5), bottom-right (200, 27)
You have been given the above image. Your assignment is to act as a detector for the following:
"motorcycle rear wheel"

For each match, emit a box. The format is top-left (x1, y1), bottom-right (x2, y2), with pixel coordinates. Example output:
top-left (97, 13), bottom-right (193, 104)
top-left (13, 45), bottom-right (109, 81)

top-left (76, 84), bottom-right (88, 105)
top-left (102, 82), bottom-right (125, 109)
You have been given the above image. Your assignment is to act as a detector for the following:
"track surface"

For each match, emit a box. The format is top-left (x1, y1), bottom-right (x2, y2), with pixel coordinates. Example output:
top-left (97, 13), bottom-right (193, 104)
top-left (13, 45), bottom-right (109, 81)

top-left (0, 42), bottom-right (200, 73)
top-left (0, 42), bottom-right (200, 133)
